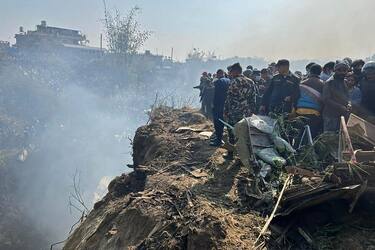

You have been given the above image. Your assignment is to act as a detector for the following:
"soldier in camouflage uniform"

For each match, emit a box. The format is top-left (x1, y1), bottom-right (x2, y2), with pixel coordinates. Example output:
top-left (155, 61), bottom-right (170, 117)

top-left (196, 72), bottom-right (214, 118)
top-left (223, 63), bottom-right (257, 159)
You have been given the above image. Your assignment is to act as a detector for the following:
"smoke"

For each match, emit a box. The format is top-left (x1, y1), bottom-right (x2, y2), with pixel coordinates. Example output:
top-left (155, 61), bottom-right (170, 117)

top-left (93, 176), bottom-right (113, 203)
top-left (1, 48), bottom-right (199, 248)
top-left (15, 84), bottom-right (139, 241)
top-left (231, 0), bottom-right (375, 61)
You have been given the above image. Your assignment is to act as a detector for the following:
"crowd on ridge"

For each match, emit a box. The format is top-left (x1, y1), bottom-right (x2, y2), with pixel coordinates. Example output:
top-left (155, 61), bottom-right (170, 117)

top-left (196, 58), bottom-right (375, 160)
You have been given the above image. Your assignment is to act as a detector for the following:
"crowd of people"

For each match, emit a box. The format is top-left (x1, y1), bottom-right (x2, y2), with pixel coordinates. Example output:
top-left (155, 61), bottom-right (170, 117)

top-left (196, 58), bottom-right (375, 160)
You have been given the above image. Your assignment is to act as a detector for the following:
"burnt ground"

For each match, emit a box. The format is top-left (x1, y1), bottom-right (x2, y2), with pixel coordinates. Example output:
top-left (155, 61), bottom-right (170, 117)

top-left (63, 107), bottom-right (375, 250)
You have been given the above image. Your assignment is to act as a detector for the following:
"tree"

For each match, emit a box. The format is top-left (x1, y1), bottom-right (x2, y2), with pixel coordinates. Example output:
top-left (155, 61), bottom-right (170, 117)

top-left (103, 1), bottom-right (151, 55)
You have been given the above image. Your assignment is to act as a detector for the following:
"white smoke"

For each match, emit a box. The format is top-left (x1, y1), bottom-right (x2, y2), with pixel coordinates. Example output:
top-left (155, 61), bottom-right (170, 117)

top-left (93, 176), bottom-right (113, 203)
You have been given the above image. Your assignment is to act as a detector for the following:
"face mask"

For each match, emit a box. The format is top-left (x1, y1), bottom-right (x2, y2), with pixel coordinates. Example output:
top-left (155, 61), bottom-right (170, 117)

top-left (255, 76), bottom-right (261, 82)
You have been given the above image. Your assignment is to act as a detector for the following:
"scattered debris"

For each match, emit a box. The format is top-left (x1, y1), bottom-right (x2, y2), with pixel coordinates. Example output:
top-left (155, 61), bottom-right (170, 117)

top-left (198, 131), bottom-right (213, 138)
top-left (64, 109), bottom-right (375, 250)
top-left (175, 126), bottom-right (202, 133)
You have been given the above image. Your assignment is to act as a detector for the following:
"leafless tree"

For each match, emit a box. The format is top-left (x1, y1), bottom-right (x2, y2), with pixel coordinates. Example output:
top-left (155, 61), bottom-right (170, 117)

top-left (51, 171), bottom-right (88, 250)
top-left (69, 169), bottom-right (89, 214)
top-left (103, 0), bottom-right (152, 55)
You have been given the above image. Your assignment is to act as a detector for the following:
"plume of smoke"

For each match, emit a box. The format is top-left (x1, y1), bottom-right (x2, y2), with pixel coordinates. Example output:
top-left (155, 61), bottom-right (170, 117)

top-left (15, 84), bottom-right (138, 241)
top-left (5, 51), bottom-right (200, 247)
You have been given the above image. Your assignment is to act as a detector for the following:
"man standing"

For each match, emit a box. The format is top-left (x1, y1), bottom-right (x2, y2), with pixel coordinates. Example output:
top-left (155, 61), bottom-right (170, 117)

top-left (304, 62), bottom-right (316, 79)
top-left (295, 64), bottom-right (324, 139)
top-left (320, 62), bottom-right (335, 82)
top-left (260, 59), bottom-right (300, 115)
top-left (322, 61), bottom-right (351, 132)
top-left (255, 68), bottom-right (272, 112)
top-left (345, 72), bottom-right (362, 105)
top-left (268, 62), bottom-right (277, 76)
top-left (210, 69), bottom-right (230, 147)
top-left (243, 68), bottom-right (253, 79)
top-left (260, 68), bottom-right (271, 82)
top-left (259, 68), bottom-right (271, 95)
top-left (224, 63), bottom-right (256, 159)
top-left (351, 59), bottom-right (365, 85)
top-left (198, 72), bottom-right (214, 118)
top-left (360, 61), bottom-right (375, 116)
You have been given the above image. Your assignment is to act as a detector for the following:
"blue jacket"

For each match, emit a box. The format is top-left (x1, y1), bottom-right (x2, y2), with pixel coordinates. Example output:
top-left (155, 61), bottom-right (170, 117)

top-left (297, 90), bottom-right (321, 111)
top-left (213, 77), bottom-right (230, 113)
top-left (296, 76), bottom-right (324, 114)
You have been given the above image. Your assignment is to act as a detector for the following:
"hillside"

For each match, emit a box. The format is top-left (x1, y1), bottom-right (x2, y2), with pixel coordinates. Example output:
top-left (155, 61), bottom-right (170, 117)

top-left (64, 108), bottom-right (375, 250)
top-left (63, 107), bottom-right (264, 249)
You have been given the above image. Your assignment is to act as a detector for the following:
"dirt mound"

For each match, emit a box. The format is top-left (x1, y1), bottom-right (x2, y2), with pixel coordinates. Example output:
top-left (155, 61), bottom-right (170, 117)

top-left (64, 108), bottom-right (375, 250)
top-left (63, 107), bottom-right (263, 250)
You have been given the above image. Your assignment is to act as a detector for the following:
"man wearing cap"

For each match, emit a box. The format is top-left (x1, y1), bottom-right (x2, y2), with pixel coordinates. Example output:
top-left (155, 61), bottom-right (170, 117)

top-left (260, 59), bottom-right (300, 115)
top-left (322, 60), bottom-right (351, 132)
top-left (243, 68), bottom-right (253, 79)
top-left (223, 62), bottom-right (257, 159)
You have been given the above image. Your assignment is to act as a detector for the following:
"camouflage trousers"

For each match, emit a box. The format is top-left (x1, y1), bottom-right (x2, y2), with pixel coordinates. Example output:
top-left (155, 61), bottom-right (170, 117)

top-left (227, 115), bottom-right (244, 145)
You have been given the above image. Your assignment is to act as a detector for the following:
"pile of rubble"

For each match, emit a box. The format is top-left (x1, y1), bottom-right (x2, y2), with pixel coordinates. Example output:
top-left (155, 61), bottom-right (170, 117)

top-left (233, 113), bottom-right (375, 247)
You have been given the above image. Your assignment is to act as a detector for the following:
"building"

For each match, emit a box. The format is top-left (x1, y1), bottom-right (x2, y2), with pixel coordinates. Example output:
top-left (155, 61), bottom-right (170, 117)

top-left (13, 21), bottom-right (104, 59)
top-left (15, 20), bottom-right (87, 49)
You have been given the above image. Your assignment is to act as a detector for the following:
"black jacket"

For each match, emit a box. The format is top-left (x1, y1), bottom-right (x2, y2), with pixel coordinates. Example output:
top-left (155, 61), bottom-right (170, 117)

top-left (262, 72), bottom-right (300, 113)
top-left (360, 79), bottom-right (375, 114)
top-left (322, 75), bottom-right (349, 118)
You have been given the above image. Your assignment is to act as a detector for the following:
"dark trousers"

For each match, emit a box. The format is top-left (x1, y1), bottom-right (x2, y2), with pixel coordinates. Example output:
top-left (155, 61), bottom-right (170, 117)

top-left (296, 114), bottom-right (323, 146)
top-left (323, 116), bottom-right (340, 132)
top-left (228, 129), bottom-right (235, 145)
top-left (213, 108), bottom-right (224, 142)
top-left (307, 114), bottom-right (323, 139)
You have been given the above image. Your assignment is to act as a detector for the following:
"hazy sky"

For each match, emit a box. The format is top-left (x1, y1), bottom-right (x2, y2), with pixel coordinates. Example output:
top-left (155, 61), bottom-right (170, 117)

top-left (2, 0), bottom-right (375, 61)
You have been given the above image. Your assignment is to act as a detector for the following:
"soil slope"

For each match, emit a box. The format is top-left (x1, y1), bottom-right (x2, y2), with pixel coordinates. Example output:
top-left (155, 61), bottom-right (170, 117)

top-left (64, 107), bottom-right (375, 250)
top-left (63, 107), bottom-right (264, 250)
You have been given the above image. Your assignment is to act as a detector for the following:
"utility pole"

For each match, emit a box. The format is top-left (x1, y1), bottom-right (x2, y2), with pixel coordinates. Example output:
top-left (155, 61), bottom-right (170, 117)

top-left (171, 47), bottom-right (174, 62)
top-left (100, 34), bottom-right (103, 50)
